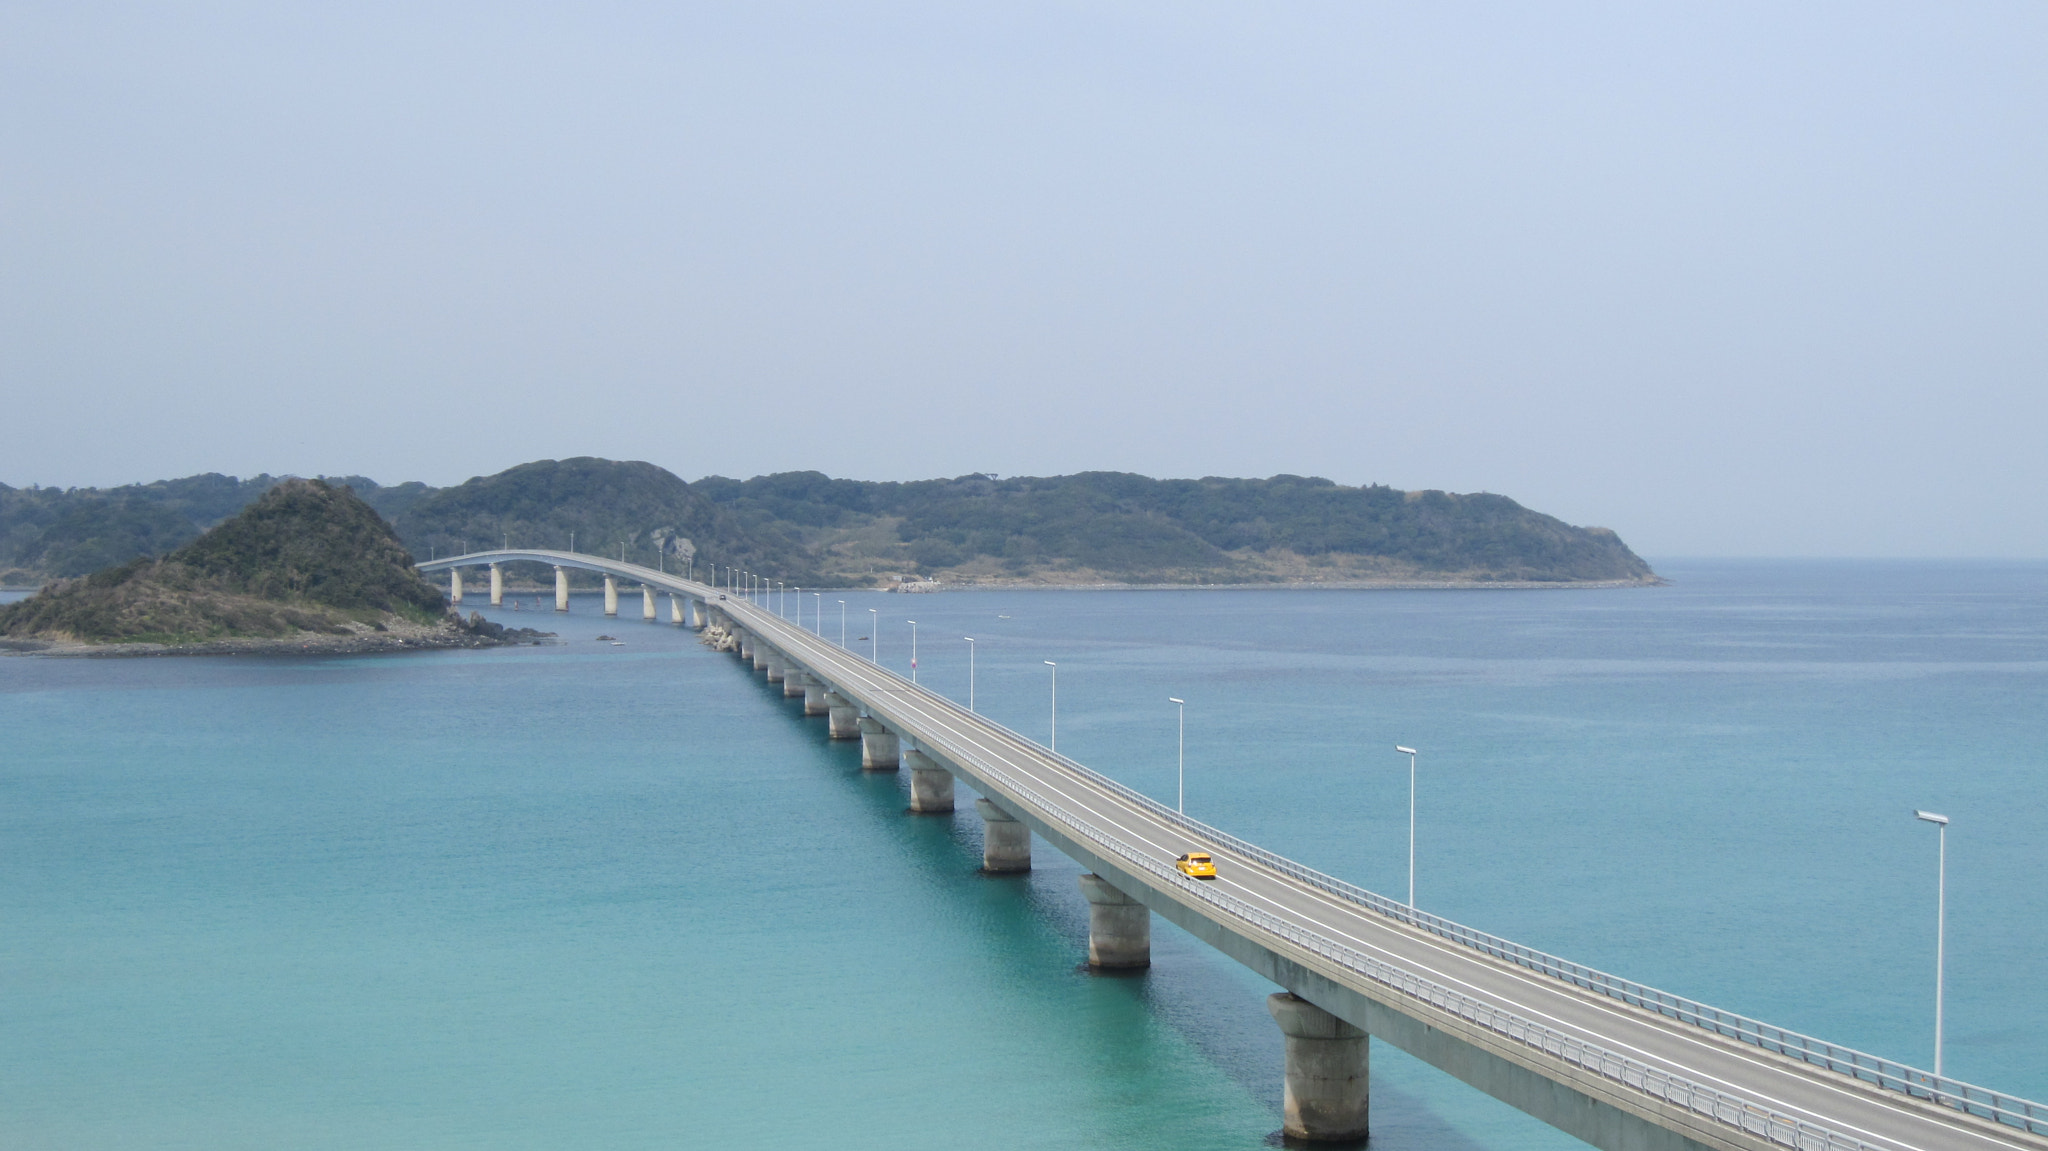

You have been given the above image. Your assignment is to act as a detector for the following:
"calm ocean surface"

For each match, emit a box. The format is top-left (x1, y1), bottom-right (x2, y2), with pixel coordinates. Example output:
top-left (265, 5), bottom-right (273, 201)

top-left (3, 559), bottom-right (2044, 1150)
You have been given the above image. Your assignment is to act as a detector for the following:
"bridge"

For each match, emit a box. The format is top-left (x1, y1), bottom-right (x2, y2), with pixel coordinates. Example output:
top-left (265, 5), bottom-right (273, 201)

top-left (420, 549), bottom-right (2047, 1151)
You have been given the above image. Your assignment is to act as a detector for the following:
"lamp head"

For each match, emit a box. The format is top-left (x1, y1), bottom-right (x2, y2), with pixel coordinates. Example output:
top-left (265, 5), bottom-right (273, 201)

top-left (1169, 697), bottom-right (1184, 704)
top-left (1915, 810), bottom-right (1950, 826)
top-left (1044, 660), bottom-right (1056, 667)
top-left (1396, 746), bottom-right (1418, 756)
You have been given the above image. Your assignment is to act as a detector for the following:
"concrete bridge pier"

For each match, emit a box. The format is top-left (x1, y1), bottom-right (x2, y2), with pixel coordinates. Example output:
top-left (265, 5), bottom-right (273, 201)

top-left (554, 566), bottom-right (569, 612)
top-left (690, 600), bottom-right (706, 629)
top-left (738, 631), bottom-right (754, 661)
top-left (802, 677), bottom-right (829, 716)
top-left (905, 748), bottom-right (954, 811)
top-left (603, 576), bottom-right (619, 617)
top-left (449, 568), bottom-right (463, 605)
top-left (490, 563), bottom-right (503, 606)
top-left (976, 798), bottom-right (1031, 872)
top-left (1267, 993), bottom-right (1370, 1143)
top-left (1078, 874), bottom-right (1150, 969)
top-left (783, 669), bottom-right (808, 699)
top-left (858, 717), bottom-right (900, 770)
top-left (642, 587), bottom-right (656, 621)
top-left (765, 651), bottom-right (786, 683)
top-left (754, 645), bottom-right (773, 675)
top-left (670, 595), bottom-right (683, 624)
top-left (824, 693), bottom-right (860, 740)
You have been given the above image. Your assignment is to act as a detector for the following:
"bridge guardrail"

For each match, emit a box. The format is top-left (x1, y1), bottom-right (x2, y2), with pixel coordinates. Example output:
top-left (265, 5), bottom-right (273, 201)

top-left (747, 600), bottom-right (2048, 1141)
top-left (949, 741), bottom-right (1886, 1151)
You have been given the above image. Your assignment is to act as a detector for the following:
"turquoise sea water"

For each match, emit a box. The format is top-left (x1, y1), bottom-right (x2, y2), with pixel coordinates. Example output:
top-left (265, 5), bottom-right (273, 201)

top-left (3, 559), bottom-right (2044, 1150)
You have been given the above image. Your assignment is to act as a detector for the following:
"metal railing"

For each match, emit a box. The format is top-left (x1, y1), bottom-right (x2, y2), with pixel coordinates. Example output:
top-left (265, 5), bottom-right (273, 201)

top-left (948, 741), bottom-right (1886, 1151)
top-left (747, 603), bottom-right (2048, 1141)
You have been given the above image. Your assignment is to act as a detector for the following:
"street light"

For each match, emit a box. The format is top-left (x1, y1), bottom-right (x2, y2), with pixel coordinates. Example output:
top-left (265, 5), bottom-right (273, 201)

top-left (907, 620), bottom-right (918, 682)
top-left (869, 608), bottom-right (879, 663)
top-left (1396, 746), bottom-right (1419, 908)
top-left (1044, 661), bottom-right (1058, 752)
top-left (964, 638), bottom-right (976, 711)
top-left (1915, 809), bottom-right (1951, 1078)
top-left (838, 600), bottom-right (846, 647)
top-left (1169, 698), bottom-right (1186, 813)
top-left (813, 592), bottom-right (821, 635)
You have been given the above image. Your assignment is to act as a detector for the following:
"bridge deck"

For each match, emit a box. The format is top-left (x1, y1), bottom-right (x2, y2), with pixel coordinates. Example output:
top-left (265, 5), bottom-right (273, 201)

top-left (420, 552), bottom-right (2043, 1151)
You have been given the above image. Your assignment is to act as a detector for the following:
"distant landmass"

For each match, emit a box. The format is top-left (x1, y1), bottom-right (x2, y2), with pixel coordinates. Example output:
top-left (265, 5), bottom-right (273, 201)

top-left (0, 460), bottom-right (1659, 590)
top-left (0, 480), bottom-right (538, 653)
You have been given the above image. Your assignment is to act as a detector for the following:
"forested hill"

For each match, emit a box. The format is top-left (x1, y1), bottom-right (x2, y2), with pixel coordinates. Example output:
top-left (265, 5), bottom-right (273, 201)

top-left (692, 471), bottom-right (1656, 585)
top-left (0, 461), bottom-right (1657, 588)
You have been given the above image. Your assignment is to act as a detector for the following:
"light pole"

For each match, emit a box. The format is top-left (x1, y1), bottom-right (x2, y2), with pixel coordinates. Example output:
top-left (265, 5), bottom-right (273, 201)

top-left (1044, 661), bottom-right (1058, 752)
top-left (964, 637), bottom-right (976, 711)
top-left (813, 592), bottom-right (821, 634)
top-left (907, 620), bottom-right (918, 682)
top-left (1170, 698), bottom-right (1186, 813)
top-left (1915, 809), bottom-right (1950, 1078)
top-left (838, 600), bottom-right (847, 647)
top-left (869, 608), bottom-right (878, 663)
top-left (1396, 746), bottom-right (1419, 908)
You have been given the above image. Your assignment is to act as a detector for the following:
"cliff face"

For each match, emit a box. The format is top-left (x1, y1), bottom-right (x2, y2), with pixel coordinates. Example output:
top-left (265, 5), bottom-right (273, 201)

top-left (0, 480), bottom-right (451, 645)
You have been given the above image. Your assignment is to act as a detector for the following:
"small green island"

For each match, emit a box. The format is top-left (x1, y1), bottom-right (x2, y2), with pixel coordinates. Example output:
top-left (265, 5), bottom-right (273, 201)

top-left (0, 479), bottom-right (547, 655)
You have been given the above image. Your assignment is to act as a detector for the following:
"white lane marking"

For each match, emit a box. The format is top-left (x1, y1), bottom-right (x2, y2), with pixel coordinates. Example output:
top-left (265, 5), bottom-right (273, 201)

top-left (728, 606), bottom-right (2008, 1151)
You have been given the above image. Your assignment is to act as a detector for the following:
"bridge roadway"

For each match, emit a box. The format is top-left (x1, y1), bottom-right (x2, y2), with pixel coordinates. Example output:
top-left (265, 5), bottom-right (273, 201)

top-left (420, 551), bottom-right (2044, 1151)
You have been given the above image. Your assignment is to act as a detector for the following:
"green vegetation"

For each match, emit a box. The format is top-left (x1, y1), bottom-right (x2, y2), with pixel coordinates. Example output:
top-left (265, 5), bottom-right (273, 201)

top-left (0, 472), bottom-right (433, 584)
top-left (394, 457), bottom-right (817, 585)
top-left (693, 470), bottom-right (1657, 585)
top-left (0, 480), bottom-right (448, 644)
top-left (0, 460), bottom-right (1656, 591)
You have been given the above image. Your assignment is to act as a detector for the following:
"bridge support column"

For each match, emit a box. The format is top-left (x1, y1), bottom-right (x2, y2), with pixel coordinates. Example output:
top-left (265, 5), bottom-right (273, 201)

top-left (754, 644), bottom-right (772, 674)
top-left (825, 693), bottom-right (860, 740)
top-left (765, 652), bottom-right (785, 683)
top-left (858, 717), bottom-right (900, 770)
top-left (783, 669), bottom-right (807, 699)
top-left (1078, 874), bottom-right (1150, 969)
top-left (490, 563), bottom-right (503, 606)
top-left (554, 566), bottom-right (569, 612)
top-left (1267, 993), bottom-right (1369, 1143)
top-left (690, 600), bottom-right (706, 629)
top-left (976, 798), bottom-right (1030, 872)
top-left (738, 631), bottom-right (754, 661)
top-left (802, 677), bottom-right (829, 716)
top-left (670, 595), bottom-right (683, 624)
top-left (603, 576), bottom-right (619, 617)
top-left (905, 749), bottom-right (954, 812)
top-left (449, 568), bottom-right (463, 605)
top-left (642, 586), bottom-right (656, 621)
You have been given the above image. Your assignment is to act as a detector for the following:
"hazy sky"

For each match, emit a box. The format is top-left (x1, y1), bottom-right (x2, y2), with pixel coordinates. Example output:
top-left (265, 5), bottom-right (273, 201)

top-left (4, 3), bottom-right (2043, 556)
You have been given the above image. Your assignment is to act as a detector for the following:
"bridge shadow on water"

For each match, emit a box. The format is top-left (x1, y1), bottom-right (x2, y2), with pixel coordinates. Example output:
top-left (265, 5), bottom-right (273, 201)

top-left (720, 654), bottom-right (1511, 1151)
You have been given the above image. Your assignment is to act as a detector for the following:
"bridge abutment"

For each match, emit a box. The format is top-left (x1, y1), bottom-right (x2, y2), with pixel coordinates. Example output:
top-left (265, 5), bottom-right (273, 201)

top-left (603, 576), bottom-right (619, 617)
top-left (858, 716), bottom-right (900, 770)
top-left (824, 693), bottom-right (860, 739)
top-left (1078, 874), bottom-right (1150, 969)
top-left (1267, 993), bottom-right (1370, 1143)
top-left (490, 563), bottom-right (503, 606)
top-left (905, 748), bottom-right (953, 811)
top-left (976, 798), bottom-right (1031, 872)
top-left (554, 566), bottom-right (569, 612)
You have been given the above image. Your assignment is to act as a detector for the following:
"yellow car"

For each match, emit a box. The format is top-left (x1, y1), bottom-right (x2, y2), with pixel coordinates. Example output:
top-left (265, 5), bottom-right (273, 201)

top-left (1174, 852), bottom-right (1218, 879)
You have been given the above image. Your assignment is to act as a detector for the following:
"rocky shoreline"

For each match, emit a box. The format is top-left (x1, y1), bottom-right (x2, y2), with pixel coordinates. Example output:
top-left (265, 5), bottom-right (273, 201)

top-left (0, 614), bottom-right (557, 658)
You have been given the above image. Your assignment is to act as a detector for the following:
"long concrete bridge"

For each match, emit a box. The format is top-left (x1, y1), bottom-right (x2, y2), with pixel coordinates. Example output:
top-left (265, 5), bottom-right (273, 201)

top-left (421, 549), bottom-right (2048, 1151)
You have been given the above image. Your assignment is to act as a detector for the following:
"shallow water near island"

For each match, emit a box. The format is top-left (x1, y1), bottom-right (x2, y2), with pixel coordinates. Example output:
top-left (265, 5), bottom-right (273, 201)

top-left (3, 559), bottom-right (2046, 1150)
